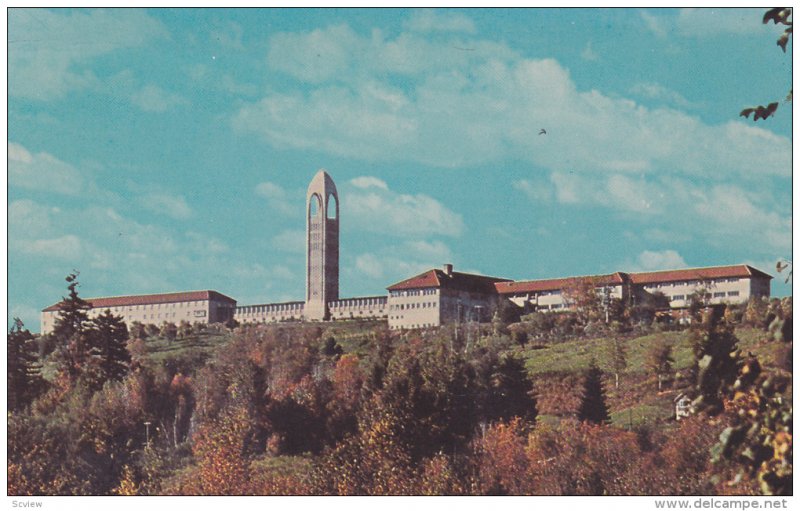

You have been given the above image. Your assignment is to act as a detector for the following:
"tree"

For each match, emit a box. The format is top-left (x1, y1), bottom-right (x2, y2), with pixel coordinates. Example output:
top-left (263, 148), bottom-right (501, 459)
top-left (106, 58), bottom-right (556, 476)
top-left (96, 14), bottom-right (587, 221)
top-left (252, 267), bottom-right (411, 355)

top-left (160, 322), bottom-right (177, 344)
top-left (8, 318), bottom-right (45, 411)
top-left (711, 357), bottom-right (792, 495)
top-left (740, 8), bottom-right (792, 121)
top-left (488, 354), bottom-right (538, 423)
top-left (577, 360), bottom-right (610, 424)
top-left (86, 309), bottom-right (131, 388)
top-left (563, 277), bottom-right (602, 325)
top-left (647, 340), bottom-right (674, 391)
top-left (51, 271), bottom-right (91, 345)
top-left (321, 336), bottom-right (344, 359)
top-left (689, 307), bottom-right (740, 415)
top-left (609, 337), bottom-right (627, 389)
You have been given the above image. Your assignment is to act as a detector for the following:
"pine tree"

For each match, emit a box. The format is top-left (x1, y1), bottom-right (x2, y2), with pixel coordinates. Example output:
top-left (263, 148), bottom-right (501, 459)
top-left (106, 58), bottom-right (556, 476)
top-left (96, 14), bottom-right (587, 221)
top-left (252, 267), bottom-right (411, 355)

top-left (8, 318), bottom-right (45, 411)
top-left (51, 271), bottom-right (91, 345)
top-left (488, 354), bottom-right (538, 423)
top-left (86, 309), bottom-right (131, 389)
top-left (577, 360), bottom-right (610, 424)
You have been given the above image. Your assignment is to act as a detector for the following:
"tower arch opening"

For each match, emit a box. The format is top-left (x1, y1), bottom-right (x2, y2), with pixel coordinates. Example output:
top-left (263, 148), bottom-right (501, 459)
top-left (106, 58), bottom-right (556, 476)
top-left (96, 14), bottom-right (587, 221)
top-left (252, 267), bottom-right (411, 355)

top-left (327, 193), bottom-right (338, 220)
top-left (309, 193), bottom-right (322, 218)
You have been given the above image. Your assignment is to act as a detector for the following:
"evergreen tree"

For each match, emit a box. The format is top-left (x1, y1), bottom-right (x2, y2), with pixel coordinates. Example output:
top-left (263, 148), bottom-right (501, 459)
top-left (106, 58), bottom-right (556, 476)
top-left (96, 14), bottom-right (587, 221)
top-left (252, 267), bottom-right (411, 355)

top-left (51, 271), bottom-right (91, 345)
top-left (488, 354), bottom-right (538, 423)
top-left (577, 360), bottom-right (610, 424)
top-left (690, 306), bottom-right (740, 414)
top-left (86, 309), bottom-right (131, 388)
top-left (8, 318), bottom-right (45, 411)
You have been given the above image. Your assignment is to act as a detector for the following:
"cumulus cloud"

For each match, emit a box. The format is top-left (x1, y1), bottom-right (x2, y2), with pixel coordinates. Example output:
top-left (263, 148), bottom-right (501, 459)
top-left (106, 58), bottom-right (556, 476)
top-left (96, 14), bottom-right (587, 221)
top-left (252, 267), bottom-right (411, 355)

top-left (631, 250), bottom-right (688, 272)
top-left (519, 170), bottom-right (790, 259)
top-left (641, 8), bottom-right (772, 39)
top-left (353, 239), bottom-right (454, 283)
top-left (8, 8), bottom-right (167, 100)
top-left (343, 177), bottom-right (464, 237)
top-left (350, 176), bottom-right (389, 190)
top-left (255, 181), bottom-right (296, 215)
top-left (629, 82), bottom-right (697, 109)
top-left (9, 142), bottom-right (84, 195)
top-left (404, 9), bottom-right (476, 34)
top-left (236, 23), bottom-right (789, 176)
top-left (131, 84), bottom-right (188, 112)
top-left (18, 234), bottom-right (82, 259)
top-left (139, 191), bottom-right (193, 219)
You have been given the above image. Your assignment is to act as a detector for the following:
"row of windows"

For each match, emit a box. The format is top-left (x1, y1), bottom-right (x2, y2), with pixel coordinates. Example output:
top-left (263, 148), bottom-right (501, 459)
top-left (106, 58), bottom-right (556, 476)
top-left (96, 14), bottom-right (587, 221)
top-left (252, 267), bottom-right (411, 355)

top-left (388, 319), bottom-right (437, 329)
top-left (645, 278), bottom-right (740, 290)
top-left (390, 302), bottom-right (437, 311)
top-left (669, 290), bottom-right (740, 301)
top-left (330, 298), bottom-right (387, 308)
top-left (97, 301), bottom-right (208, 313)
top-left (237, 304), bottom-right (303, 314)
top-left (389, 289), bottom-right (438, 298)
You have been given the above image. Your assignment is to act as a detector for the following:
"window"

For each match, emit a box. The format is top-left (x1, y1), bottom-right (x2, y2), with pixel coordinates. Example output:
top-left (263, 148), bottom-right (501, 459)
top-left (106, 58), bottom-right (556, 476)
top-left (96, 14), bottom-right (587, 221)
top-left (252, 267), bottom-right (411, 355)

top-left (713, 292), bottom-right (726, 298)
top-left (728, 291), bottom-right (740, 297)
top-left (672, 295), bottom-right (685, 301)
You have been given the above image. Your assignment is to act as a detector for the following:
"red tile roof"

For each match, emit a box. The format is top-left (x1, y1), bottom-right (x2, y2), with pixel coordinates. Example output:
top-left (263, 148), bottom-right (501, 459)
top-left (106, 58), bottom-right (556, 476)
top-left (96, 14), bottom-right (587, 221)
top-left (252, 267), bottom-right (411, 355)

top-left (387, 269), bottom-right (510, 294)
top-left (495, 273), bottom-right (627, 295)
top-left (628, 265), bottom-right (772, 284)
top-left (43, 290), bottom-right (236, 312)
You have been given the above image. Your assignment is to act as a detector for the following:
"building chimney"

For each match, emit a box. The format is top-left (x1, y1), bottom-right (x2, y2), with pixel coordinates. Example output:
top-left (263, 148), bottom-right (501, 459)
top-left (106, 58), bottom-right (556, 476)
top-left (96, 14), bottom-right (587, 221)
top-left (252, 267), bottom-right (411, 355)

top-left (444, 263), bottom-right (453, 276)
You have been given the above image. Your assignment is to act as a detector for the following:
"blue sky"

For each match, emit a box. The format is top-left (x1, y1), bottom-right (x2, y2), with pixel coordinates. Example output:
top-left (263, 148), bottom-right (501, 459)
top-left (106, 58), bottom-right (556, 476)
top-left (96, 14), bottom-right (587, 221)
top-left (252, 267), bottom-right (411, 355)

top-left (8, 8), bottom-right (792, 331)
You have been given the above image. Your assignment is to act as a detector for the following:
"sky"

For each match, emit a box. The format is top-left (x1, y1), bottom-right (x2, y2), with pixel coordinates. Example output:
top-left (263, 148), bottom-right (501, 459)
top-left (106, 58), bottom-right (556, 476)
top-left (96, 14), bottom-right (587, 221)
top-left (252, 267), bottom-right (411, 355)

top-left (7, 7), bottom-right (793, 331)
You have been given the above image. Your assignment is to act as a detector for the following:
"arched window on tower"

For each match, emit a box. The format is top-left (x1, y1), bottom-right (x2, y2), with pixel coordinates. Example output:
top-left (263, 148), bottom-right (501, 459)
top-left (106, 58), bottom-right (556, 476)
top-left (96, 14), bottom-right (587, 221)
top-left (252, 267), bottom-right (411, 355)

top-left (327, 193), bottom-right (338, 219)
top-left (309, 193), bottom-right (321, 217)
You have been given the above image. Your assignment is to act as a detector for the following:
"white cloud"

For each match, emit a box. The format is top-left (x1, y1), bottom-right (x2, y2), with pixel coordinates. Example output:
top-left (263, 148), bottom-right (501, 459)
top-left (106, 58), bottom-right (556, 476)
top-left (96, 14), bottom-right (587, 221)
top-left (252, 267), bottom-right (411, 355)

top-left (18, 235), bottom-right (82, 259)
top-left (131, 84), bottom-right (188, 112)
top-left (344, 178), bottom-right (464, 237)
top-left (404, 9), bottom-right (476, 34)
top-left (255, 181), bottom-right (296, 215)
top-left (630, 82), bottom-right (697, 109)
top-left (640, 10), bottom-right (668, 38)
top-left (631, 250), bottom-right (688, 272)
top-left (139, 191), bottom-right (193, 219)
top-left (237, 24), bottom-right (789, 176)
top-left (641, 9), bottom-right (772, 39)
top-left (528, 170), bottom-right (790, 258)
top-left (8, 8), bottom-right (167, 100)
top-left (9, 142), bottom-right (84, 195)
top-left (350, 176), bottom-right (389, 190)
top-left (353, 240), bottom-right (454, 284)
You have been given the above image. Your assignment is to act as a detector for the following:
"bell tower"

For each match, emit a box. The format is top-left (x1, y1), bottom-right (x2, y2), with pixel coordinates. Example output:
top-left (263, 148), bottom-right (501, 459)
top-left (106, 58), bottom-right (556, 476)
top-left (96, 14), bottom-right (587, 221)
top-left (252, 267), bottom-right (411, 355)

top-left (305, 169), bottom-right (339, 320)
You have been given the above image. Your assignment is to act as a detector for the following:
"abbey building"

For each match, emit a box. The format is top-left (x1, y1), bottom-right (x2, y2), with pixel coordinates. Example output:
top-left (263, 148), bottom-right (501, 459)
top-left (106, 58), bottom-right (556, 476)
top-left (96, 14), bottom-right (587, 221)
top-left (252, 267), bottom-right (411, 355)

top-left (41, 170), bottom-right (773, 334)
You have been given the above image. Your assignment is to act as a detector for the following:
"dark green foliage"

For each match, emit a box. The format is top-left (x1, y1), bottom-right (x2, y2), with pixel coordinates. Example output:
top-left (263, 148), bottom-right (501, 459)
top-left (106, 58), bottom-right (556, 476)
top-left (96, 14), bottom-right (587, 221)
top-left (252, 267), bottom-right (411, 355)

top-left (87, 310), bottom-right (131, 388)
top-left (689, 308), bottom-right (740, 415)
top-left (577, 360), bottom-right (610, 424)
top-left (488, 354), bottom-right (537, 423)
top-left (51, 272), bottom-right (90, 345)
top-left (8, 318), bottom-right (46, 411)
top-left (321, 336), bottom-right (343, 358)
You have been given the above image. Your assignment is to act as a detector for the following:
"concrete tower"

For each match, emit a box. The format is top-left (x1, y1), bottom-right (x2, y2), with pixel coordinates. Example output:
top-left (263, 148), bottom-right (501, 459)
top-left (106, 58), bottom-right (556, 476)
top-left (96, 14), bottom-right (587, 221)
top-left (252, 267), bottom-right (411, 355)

top-left (305, 169), bottom-right (339, 320)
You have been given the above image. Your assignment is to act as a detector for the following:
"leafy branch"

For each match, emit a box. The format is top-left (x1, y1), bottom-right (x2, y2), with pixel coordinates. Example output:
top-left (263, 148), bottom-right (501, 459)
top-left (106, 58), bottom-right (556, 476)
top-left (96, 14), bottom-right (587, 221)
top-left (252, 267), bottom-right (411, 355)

top-left (739, 8), bottom-right (792, 121)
